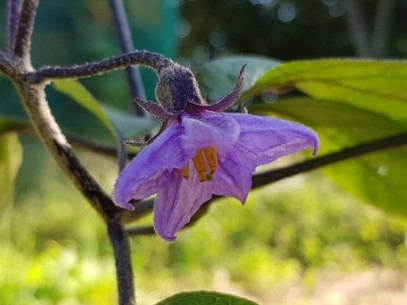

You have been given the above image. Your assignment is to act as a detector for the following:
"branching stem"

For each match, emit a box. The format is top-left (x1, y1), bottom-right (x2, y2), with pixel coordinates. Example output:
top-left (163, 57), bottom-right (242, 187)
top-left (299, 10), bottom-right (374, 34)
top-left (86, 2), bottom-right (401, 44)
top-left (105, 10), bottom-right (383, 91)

top-left (25, 51), bottom-right (173, 84)
top-left (13, 0), bottom-right (38, 62)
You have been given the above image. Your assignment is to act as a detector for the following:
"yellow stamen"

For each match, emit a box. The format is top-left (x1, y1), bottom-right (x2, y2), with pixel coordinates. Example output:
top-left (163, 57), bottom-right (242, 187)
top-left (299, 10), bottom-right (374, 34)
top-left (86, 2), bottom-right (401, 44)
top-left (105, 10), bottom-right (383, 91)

top-left (203, 146), bottom-right (217, 175)
top-left (181, 163), bottom-right (190, 180)
top-left (192, 149), bottom-right (208, 182)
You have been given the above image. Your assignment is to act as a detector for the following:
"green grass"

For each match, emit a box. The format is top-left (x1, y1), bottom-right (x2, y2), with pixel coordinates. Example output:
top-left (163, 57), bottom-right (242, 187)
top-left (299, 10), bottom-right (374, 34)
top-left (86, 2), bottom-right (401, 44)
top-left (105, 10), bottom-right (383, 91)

top-left (1, 136), bottom-right (407, 305)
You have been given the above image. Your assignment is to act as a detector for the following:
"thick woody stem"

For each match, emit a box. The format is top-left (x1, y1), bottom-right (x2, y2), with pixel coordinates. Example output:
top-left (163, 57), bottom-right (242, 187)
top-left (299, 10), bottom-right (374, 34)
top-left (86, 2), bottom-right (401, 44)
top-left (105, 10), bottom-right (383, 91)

top-left (25, 51), bottom-right (173, 83)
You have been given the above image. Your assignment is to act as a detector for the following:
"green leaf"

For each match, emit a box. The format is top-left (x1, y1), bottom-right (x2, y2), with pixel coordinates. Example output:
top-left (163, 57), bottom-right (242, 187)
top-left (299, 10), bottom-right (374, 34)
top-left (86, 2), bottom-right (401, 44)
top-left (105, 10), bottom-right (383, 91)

top-left (198, 55), bottom-right (280, 101)
top-left (0, 133), bottom-right (23, 215)
top-left (251, 97), bottom-right (407, 217)
top-left (243, 60), bottom-right (407, 127)
top-left (53, 79), bottom-right (158, 143)
top-left (104, 105), bottom-right (158, 141)
top-left (53, 79), bottom-right (117, 136)
top-left (155, 291), bottom-right (258, 305)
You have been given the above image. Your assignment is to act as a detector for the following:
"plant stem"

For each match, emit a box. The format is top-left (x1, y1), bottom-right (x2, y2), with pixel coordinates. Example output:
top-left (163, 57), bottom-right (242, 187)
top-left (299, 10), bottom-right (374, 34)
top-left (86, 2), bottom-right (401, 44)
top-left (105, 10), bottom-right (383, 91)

top-left (108, 0), bottom-right (146, 106)
top-left (26, 51), bottom-right (173, 83)
top-left (108, 219), bottom-right (136, 305)
top-left (6, 0), bottom-right (23, 52)
top-left (13, 0), bottom-right (38, 62)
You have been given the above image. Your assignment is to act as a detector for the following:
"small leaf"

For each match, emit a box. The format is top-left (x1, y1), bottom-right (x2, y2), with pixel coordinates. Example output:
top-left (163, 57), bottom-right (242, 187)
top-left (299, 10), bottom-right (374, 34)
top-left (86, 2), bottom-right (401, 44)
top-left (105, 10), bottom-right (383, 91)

top-left (198, 55), bottom-right (280, 101)
top-left (53, 79), bottom-right (117, 136)
top-left (155, 291), bottom-right (259, 305)
top-left (0, 133), bottom-right (22, 215)
top-left (243, 60), bottom-right (407, 127)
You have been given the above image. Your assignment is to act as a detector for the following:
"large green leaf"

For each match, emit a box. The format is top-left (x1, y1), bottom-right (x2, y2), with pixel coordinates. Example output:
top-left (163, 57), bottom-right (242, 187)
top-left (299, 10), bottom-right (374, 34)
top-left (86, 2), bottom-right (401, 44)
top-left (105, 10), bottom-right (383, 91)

top-left (198, 55), bottom-right (280, 101)
top-left (0, 133), bottom-right (22, 215)
top-left (155, 291), bottom-right (258, 305)
top-left (243, 60), bottom-right (407, 127)
top-left (251, 97), bottom-right (407, 217)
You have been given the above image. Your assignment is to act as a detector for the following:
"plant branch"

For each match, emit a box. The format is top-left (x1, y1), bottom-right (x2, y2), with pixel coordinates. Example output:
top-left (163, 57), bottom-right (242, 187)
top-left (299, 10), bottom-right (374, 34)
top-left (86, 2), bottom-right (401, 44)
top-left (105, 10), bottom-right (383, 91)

top-left (6, 0), bottom-right (23, 52)
top-left (12, 0), bottom-right (38, 61)
top-left (108, 0), bottom-right (146, 108)
top-left (108, 219), bottom-right (136, 305)
top-left (0, 50), bottom-right (19, 76)
top-left (126, 225), bottom-right (155, 236)
top-left (124, 132), bottom-right (407, 229)
top-left (25, 51), bottom-right (173, 84)
top-left (14, 80), bottom-right (120, 221)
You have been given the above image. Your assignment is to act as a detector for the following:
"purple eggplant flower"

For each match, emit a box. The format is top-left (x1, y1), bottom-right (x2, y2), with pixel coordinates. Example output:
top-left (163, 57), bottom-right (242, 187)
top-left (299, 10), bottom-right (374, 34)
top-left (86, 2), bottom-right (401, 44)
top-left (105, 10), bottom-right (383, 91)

top-left (113, 65), bottom-right (319, 241)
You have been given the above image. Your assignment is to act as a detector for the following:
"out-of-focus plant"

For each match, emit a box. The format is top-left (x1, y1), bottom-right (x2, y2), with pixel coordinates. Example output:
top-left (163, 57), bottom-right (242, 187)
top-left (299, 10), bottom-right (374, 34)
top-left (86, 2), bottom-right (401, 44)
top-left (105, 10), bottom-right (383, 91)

top-left (1, 1), bottom-right (407, 305)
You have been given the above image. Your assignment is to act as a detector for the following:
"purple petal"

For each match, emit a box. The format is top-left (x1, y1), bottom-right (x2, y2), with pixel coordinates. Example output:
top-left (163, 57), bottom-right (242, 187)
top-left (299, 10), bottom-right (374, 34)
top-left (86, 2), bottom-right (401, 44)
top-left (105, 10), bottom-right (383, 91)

top-left (213, 153), bottom-right (253, 203)
top-left (181, 111), bottom-right (240, 159)
top-left (227, 112), bottom-right (319, 165)
top-left (153, 169), bottom-right (213, 241)
top-left (113, 122), bottom-right (187, 209)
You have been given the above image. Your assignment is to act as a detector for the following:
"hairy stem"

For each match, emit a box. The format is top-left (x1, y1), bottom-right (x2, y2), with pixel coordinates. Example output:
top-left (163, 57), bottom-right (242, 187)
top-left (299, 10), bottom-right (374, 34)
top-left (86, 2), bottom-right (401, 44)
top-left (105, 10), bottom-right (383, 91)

top-left (108, 0), bottom-right (146, 107)
top-left (108, 219), bottom-right (136, 305)
top-left (14, 79), bottom-right (118, 221)
top-left (25, 51), bottom-right (173, 83)
top-left (6, 0), bottom-right (23, 52)
top-left (0, 50), bottom-right (19, 76)
top-left (13, 0), bottom-right (38, 61)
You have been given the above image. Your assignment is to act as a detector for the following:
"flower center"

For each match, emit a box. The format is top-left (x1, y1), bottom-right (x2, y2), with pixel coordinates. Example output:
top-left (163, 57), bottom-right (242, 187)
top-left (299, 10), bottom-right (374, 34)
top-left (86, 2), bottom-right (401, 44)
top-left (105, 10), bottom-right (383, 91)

top-left (181, 146), bottom-right (218, 182)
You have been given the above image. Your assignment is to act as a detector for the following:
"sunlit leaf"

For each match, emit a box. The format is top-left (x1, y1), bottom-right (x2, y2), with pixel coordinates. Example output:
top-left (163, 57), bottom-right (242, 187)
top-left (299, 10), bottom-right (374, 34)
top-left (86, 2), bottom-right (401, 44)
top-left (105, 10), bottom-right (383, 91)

top-left (251, 97), bottom-right (407, 217)
top-left (0, 133), bottom-right (22, 215)
top-left (198, 55), bottom-right (280, 101)
top-left (155, 291), bottom-right (258, 305)
top-left (243, 60), bottom-right (407, 127)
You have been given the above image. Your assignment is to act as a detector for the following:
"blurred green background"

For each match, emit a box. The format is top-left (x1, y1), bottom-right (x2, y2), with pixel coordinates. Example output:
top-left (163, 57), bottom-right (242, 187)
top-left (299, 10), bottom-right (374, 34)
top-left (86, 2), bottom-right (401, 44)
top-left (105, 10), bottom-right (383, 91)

top-left (1, 0), bottom-right (407, 304)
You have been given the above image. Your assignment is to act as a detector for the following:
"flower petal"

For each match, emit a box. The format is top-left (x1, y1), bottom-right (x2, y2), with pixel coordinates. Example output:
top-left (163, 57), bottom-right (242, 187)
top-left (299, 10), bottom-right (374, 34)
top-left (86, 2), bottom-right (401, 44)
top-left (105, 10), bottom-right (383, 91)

top-left (213, 153), bottom-right (253, 203)
top-left (226, 113), bottom-right (319, 165)
top-left (113, 122), bottom-right (186, 209)
top-left (181, 111), bottom-right (240, 159)
top-left (153, 169), bottom-right (213, 241)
